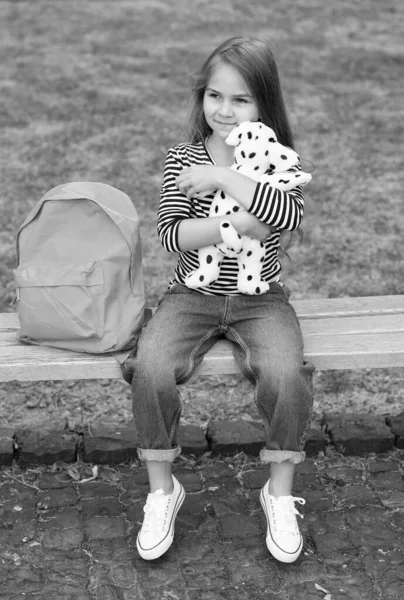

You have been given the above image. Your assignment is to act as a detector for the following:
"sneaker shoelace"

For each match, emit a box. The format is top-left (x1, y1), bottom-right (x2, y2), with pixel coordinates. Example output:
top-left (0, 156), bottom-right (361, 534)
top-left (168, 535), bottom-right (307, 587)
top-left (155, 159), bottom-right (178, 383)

top-left (141, 489), bottom-right (172, 535)
top-left (270, 495), bottom-right (305, 535)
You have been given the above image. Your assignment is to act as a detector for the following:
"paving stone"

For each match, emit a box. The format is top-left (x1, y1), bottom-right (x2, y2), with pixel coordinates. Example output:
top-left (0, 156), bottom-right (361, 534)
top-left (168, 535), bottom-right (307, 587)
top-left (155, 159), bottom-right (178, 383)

top-left (124, 500), bottom-right (144, 525)
top-left (78, 482), bottom-right (119, 499)
top-left (83, 423), bottom-right (138, 464)
top-left (0, 427), bottom-right (15, 466)
top-left (207, 419), bottom-right (266, 455)
top-left (236, 590), bottom-right (284, 600)
top-left (2, 499), bottom-right (36, 522)
top-left (0, 480), bottom-right (36, 503)
top-left (222, 534), bottom-right (270, 563)
top-left (37, 487), bottom-right (77, 510)
top-left (239, 467), bottom-right (269, 489)
top-left (323, 464), bottom-right (364, 485)
top-left (369, 470), bottom-right (404, 492)
top-left (42, 585), bottom-right (91, 599)
top-left (136, 563), bottom-right (186, 598)
top-left (377, 491), bottom-right (404, 509)
top-left (305, 511), bottom-right (356, 555)
top-left (275, 556), bottom-right (325, 584)
top-left (361, 549), bottom-right (404, 581)
top-left (188, 590), bottom-right (241, 600)
top-left (301, 488), bottom-right (334, 511)
top-left (219, 514), bottom-right (262, 538)
top-left (224, 538), bottom-right (280, 589)
top-left (176, 536), bottom-right (223, 564)
top-left (176, 512), bottom-right (217, 540)
top-left (311, 528), bottom-right (356, 555)
top-left (174, 470), bottom-right (204, 492)
top-left (92, 584), bottom-right (140, 600)
top-left (16, 430), bottom-right (78, 466)
top-left (181, 559), bottom-right (229, 590)
top-left (209, 489), bottom-right (249, 517)
top-left (0, 519), bottom-right (37, 546)
top-left (180, 491), bottom-right (208, 515)
top-left (283, 580), bottom-right (354, 600)
top-left (178, 424), bottom-right (209, 455)
top-left (389, 510), bottom-right (404, 535)
top-left (293, 471), bottom-right (319, 496)
top-left (377, 578), bottom-right (404, 600)
top-left (227, 558), bottom-right (279, 590)
top-left (85, 538), bottom-right (133, 564)
top-left (38, 472), bottom-right (74, 489)
top-left (81, 497), bottom-right (124, 518)
top-left (368, 458), bottom-right (400, 473)
top-left (42, 592), bottom-right (91, 600)
top-left (344, 506), bottom-right (400, 550)
top-left (38, 507), bottom-right (81, 530)
top-left (46, 559), bottom-right (88, 592)
top-left (42, 528), bottom-right (84, 550)
top-left (332, 484), bottom-right (376, 508)
top-left (84, 516), bottom-right (126, 541)
top-left (1, 564), bottom-right (45, 595)
top-left (323, 413), bottom-right (395, 454)
top-left (319, 572), bottom-right (380, 600)
top-left (89, 562), bottom-right (138, 589)
top-left (386, 412), bottom-right (404, 449)
top-left (201, 462), bottom-right (236, 482)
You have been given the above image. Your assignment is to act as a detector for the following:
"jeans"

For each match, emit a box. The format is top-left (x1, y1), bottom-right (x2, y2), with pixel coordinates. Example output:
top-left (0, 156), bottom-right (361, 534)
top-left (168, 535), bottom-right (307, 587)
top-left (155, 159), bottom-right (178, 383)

top-left (126, 282), bottom-right (314, 464)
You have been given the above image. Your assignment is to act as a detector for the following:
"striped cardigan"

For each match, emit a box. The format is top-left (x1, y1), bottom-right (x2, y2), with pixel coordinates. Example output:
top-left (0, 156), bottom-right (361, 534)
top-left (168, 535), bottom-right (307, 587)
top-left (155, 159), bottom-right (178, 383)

top-left (158, 140), bottom-right (305, 296)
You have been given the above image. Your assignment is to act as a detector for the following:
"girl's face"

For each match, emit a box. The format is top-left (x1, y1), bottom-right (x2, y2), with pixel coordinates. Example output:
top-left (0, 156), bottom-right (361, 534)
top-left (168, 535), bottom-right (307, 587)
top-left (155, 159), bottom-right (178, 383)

top-left (203, 61), bottom-right (259, 144)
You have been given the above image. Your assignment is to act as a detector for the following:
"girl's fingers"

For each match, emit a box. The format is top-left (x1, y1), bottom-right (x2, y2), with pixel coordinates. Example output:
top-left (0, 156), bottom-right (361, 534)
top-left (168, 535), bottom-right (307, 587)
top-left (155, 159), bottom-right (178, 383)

top-left (177, 178), bottom-right (190, 191)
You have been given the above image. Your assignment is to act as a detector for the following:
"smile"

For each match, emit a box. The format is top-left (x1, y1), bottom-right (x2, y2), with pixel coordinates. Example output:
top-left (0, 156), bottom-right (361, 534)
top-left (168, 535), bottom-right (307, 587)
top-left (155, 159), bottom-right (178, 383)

top-left (215, 121), bottom-right (237, 127)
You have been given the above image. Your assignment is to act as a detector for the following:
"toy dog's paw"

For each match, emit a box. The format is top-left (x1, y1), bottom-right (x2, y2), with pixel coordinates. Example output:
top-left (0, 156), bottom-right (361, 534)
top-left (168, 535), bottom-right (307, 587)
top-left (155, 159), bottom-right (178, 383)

top-left (238, 279), bottom-right (270, 295)
top-left (185, 272), bottom-right (207, 289)
top-left (220, 221), bottom-right (243, 253)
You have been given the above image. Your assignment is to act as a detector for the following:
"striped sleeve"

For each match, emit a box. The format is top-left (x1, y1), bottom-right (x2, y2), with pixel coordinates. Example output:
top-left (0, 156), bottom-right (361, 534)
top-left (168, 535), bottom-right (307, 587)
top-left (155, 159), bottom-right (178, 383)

top-left (157, 147), bottom-right (192, 252)
top-left (248, 165), bottom-right (305, 231)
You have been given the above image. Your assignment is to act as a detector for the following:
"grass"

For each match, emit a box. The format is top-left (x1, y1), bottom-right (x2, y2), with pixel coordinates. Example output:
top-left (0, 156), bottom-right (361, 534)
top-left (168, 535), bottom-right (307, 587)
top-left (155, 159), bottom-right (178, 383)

top-left (0, 0), bottom-right (403, 430)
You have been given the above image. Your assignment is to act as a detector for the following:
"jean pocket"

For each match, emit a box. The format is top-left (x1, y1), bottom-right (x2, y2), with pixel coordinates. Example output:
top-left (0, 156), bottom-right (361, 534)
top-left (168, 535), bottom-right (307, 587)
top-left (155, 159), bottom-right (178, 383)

top-left (166, 282), bottom-right (180, 295)
top-left (281, 284), bottom-right (292, 299)
top-left (268, 281), bottom-right (291, 299)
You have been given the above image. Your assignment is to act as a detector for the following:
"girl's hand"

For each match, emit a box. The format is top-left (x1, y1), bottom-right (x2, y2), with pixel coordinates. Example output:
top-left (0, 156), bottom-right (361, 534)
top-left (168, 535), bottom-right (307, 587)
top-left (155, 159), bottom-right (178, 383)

top-left (232, 211), bottom-right (275, 241)
top-left (176, 166), bottom-right (222, 199)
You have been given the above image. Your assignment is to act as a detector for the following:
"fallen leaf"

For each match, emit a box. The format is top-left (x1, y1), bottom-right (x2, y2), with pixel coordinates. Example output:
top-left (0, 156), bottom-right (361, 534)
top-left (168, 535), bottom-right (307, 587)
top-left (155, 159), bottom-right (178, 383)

top-left (315, 582), bottom-right (333, 599)
top-left (66, 466), bottom-right (80, 481)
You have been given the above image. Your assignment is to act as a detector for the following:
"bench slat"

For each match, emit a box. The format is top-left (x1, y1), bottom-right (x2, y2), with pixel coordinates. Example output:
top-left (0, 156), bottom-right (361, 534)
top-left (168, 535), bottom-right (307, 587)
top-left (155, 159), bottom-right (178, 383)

top-left (0, 295), bottom-right (403, 331)
top-left (1, 295), bottom-right (403, 381)
top-left (1, 314), bottom-right (403, 342)
top-left (1, 330), bottom-right (404, 381)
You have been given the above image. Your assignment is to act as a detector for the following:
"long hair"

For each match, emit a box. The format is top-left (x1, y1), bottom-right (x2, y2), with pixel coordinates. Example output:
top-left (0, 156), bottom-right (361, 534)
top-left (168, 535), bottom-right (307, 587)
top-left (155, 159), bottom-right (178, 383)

top-left (188, 36), bottom-right (294, 149)
top-left (188, 37), bottom-right (301, 257)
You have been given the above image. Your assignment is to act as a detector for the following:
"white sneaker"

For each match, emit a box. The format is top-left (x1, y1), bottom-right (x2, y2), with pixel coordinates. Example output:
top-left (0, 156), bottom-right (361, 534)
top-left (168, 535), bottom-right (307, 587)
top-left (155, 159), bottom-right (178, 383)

top-left (136, 475), bottom-right (185, 560)
top-left (260, 479), bottom-right (305, 563)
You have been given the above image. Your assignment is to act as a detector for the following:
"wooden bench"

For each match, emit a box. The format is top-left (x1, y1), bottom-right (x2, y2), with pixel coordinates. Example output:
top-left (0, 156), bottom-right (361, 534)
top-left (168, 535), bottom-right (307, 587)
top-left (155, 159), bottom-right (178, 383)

top-left (0, 295), bottom-right (404, 382)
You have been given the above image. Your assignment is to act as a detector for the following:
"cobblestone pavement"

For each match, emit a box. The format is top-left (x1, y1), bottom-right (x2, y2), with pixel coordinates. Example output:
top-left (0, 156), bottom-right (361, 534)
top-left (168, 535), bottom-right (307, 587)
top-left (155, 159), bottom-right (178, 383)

top-left (1, 450), bottom-right (404, 600)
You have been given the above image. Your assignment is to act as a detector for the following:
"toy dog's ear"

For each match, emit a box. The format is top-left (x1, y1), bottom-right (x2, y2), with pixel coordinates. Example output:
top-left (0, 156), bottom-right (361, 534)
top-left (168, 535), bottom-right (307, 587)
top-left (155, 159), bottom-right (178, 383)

top-left (225, 124), bottom-right (243, 147)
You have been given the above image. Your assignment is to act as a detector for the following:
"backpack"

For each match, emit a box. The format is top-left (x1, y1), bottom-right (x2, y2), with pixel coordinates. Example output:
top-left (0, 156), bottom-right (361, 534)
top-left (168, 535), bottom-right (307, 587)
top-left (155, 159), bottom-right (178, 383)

top-left (13, 181), bottom-right (146, 354)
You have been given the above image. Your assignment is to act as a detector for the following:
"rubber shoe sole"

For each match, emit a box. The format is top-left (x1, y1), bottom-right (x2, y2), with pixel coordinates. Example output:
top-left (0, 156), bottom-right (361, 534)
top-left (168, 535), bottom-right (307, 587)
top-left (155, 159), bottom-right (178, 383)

top-left (260, 487), bottom-right (303, 563)
top-left (136, 483), bottom-right (185, 560)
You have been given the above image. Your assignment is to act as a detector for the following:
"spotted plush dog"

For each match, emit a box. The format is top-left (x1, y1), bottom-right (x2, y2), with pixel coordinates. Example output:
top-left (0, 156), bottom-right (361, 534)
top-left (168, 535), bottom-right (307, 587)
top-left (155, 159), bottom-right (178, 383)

top-left (185, 121), bottom-right (312, 294)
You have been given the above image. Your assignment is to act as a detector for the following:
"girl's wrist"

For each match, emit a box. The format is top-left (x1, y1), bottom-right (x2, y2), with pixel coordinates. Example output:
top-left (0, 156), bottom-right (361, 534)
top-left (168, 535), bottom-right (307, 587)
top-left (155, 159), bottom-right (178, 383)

top-left (228, 210), bottom-right (248, 236)
top-left (215, 166), bottom-right (230, 190)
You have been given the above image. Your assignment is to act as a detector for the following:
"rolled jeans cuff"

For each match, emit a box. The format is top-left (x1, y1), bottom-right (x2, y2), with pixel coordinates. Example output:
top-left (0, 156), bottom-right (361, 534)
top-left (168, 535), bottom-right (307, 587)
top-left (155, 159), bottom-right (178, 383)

top-left (137, 446), bottom-right (181, 462)
top-left (260, 448), bottom-right (306, 464)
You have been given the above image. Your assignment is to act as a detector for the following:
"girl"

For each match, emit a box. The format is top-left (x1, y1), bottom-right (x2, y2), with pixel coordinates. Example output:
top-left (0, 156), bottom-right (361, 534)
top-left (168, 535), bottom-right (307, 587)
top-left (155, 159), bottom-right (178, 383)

top-left (130, 36), bottom-right (314, 563)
